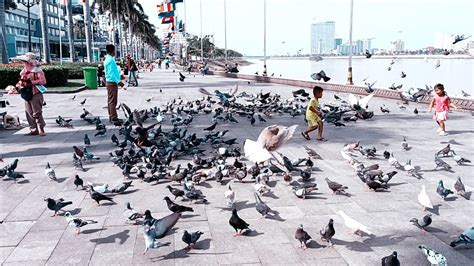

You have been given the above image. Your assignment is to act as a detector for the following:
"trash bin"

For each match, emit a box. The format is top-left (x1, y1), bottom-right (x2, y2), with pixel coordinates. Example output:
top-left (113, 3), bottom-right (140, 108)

top-left (82, 66), bottom-right (98, 90)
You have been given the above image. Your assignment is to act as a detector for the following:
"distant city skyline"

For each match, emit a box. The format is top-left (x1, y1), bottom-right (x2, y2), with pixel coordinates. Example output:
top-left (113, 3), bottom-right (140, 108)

top-left (140, 0), bottom-right (474, 56)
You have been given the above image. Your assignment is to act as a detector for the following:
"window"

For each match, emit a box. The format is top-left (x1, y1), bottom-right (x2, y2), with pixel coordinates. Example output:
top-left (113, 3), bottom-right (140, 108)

top-left (16, 15), bottom-right (20, 22)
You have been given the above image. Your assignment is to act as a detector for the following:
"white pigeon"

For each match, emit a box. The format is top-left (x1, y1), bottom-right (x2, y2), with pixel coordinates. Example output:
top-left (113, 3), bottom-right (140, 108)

top-left (156, 113), bottom-right (163, 123)
top-left (87, 182), bottom-right (109, 194)
top-left (418, 185), bottom-right (433, 211)
top-left (244, 139), bottom-right (273, 163)
top-left (419, 245), bottom-right (447, 266)
top-left (348, 93), bottom-right (374, 110)
top-left (44, 162), bottom-right (57, 181)
top-left (403, 160), bottom-right (415, 172)
top-left (245, 125), bottom-right (297, 163)
top-left (224, 183), bottom-right (235, 208)
top-left (340, 150), bottom-right (353, 162)
top-left (338, 210), bottom-right (373, 236)
top-left (388, 153), bottom-right (402, 168)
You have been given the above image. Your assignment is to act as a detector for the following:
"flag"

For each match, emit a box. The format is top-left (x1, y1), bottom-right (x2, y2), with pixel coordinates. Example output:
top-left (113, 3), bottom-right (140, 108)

top-left (158, 2), bottom-right (175, 18)
top-left (161, 16), bottom-right (174, 24)
top-left (159, 11), bottom-right (174, 18)
top-left (170, 0), bottom-right (184, 3)
top-left (178, 20), bottom-right (185, 32)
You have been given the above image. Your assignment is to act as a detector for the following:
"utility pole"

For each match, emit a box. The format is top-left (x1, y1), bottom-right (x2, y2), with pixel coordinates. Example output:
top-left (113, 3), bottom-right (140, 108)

top-left (347, 0), bottom-right (354, 85)
top-left (224, 0), bottom-right (227, 63)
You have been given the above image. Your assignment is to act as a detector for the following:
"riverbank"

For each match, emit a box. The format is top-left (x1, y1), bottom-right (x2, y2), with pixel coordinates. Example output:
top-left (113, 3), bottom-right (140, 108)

top-left (244, 54), bottom-right (474, 60)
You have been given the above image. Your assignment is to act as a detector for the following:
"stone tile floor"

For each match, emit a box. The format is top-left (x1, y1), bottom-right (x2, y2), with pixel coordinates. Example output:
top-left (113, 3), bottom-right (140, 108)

top-left (0, 69), bottom-right (473, 265)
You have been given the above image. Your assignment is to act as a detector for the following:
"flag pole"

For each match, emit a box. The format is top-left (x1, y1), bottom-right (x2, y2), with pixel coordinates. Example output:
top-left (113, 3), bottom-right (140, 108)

top-left (263, 0), bottom-right (267, 68)
top-left (57, 0), bottom-right (63, 64)
top-left (224, 0), bottom-right (227, 64)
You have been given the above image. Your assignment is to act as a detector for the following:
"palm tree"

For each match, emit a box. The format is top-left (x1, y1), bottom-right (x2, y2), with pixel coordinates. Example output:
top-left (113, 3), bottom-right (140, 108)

top-left (39, 0), bottom-right (50, 63)
top-left (83, 0), bottom-right (92, 62)
top-left (65, 0), bottom-right (75, 62)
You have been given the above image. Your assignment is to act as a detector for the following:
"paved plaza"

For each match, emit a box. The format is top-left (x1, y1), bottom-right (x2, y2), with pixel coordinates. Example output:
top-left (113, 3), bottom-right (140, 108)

top-left (0, 69), bottom-right (473, 265)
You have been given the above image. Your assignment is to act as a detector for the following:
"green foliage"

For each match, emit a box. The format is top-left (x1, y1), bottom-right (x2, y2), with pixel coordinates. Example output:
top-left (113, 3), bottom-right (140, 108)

top-left (0, 65), bottom-right (69, 89)
top-left (5, 0), bottom-right (17, 10)
top-left (187, 35), bottom-right (242, 58)
top-left (53, 62), bottom-right (98, 79)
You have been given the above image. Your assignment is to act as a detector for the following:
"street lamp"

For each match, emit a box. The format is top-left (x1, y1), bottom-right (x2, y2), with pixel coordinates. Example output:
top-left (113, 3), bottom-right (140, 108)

top-left (18, 0), bottom-right (40, 52)
top-left (347, 0), bottom-right (354, 85)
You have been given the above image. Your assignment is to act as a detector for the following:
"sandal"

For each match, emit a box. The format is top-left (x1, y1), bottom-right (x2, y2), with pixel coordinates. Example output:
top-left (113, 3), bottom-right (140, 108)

top-left (317, 138), bottom-right (328, 142)
top-left (301, 132), bottom-right (311, 140)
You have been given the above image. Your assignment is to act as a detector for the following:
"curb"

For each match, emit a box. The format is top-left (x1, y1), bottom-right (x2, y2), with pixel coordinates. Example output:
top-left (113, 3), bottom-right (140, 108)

top-left (0, 86), bottom-right (87, 95)
top-left (207, 71), bottom-right (474, 111)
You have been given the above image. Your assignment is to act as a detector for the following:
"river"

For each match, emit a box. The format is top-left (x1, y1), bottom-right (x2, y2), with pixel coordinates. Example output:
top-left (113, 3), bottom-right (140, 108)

top-left (239, 57), bottom-right (474, 98)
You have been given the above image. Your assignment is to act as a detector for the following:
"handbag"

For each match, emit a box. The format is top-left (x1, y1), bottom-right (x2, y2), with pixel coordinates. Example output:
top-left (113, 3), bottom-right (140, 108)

top-left (20, 85), bottom-right (33, 101)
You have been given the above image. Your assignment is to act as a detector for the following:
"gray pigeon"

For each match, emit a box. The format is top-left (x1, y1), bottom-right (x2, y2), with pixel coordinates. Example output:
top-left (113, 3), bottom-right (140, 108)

top-left (434, 156), bottom-right (452, 171)
top-left (182, 230), bottom-right (204, 250)
top-left (45, 198), bottom-right (72, 216)
top-left (381, 251), bottom-right (400, 266)
top-left (418, 245), bottom-right (447, 266)
top-left (254, 192), bottom-right (271, 217)
top-left (44, 162), bottom-right (57, 181)
top-left (454, 176), bottom-right (467, 199)
top-left (142, 210), bottom-right (181, 254)
top-left (410, 214), bottom-right (432, 231)
top-left (65, 212), bottom-right (98, 235)
top-left (436, 180), bottom-right (453, 200)
top-left (325, 178), bottom-right (348, 194)
top-left (320, 219), bottom-right (335, 246)
top-left (295, 224), bottom-right (312, 249)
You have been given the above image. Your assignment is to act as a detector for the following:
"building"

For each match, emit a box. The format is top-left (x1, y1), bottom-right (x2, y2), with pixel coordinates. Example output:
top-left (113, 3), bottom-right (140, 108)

top-left (310, 21), bottom-right (335, 55)
top-left (468, 41), bottom-right (474, 56)
top-left (334, 38), bottom-right (342, 49)
top-left (390, 39), bottom-right (405, 53)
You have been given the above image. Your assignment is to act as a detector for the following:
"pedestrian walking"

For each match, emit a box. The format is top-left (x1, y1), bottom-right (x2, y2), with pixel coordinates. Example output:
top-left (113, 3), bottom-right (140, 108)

top-left (126, 55), bottom-right (139, 87)
top-left (14, 52), bottom-right (47, 136)
top-left (428, 83), bottom-right (457, 136)
top-left (104, 44), bottom-right (124, 123)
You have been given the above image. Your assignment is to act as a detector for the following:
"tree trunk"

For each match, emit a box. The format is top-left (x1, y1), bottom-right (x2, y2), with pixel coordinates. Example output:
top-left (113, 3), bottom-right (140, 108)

top-left (66, 0), bottom-right (75, 62)
top-left (0, 0), bottom-right (8, 63)
top-left (39, 0), bottom-right (50, 63)
top-left (114, 0), bottom-right (123, 58)
top-left (83, 0), bottom-right (93, 62)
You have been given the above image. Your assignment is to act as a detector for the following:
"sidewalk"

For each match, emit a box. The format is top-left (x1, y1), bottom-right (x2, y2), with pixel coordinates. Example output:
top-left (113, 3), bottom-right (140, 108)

top-left (0, 68), bottom-right (473, 265)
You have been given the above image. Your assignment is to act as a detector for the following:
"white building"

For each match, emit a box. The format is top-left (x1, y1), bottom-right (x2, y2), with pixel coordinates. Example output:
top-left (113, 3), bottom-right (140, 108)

top-left (311, 21), bottom-right (335, 55)
top-left (390, 39), bottom-right (405, 53)
top-left (467, 41), bottom-right (474, 56)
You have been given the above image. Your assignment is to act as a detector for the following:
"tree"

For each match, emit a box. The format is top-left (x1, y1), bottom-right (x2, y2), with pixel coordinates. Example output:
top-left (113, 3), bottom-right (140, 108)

top-left (39, 0), bottom-right (50, 63)
top-left (65, 0), bottom-right (75, 62)
top-left (83, 0), bottom-right (92, 62)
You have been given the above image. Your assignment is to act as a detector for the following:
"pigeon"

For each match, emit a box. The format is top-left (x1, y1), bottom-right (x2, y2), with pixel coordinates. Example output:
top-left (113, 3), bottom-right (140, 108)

top-left (124, 202), bottom-right (143, 224)
top-left (400, 71), bottom-right (406, 78)
top-left (72, 154), bottom-right (84, 171)
top-left (454, 176), bottom-right (467, 199)
top-left (383, 151), bottom-right (391, 160)
top-left (295, 224), bottom-right (312, 249)
top-left (450, 227), bottom-right (474, 248)
top-left (418, 245), bottom-right (447, 266)
top-left (229, 208), bottom-right (250, 236)
top-left (365, 49), bottom-right (372, 58)
top-left (254, 192), bottom-right (271, 217)
top-left (182, 230), bottom-right (204, 250)
top-left (166, 185), bottom-right (185, 200)
top-left (83, 148), bottom-right (100, 161)
top-left (244, 125), bottom-right (297, 163)
top-left (338, 210), bottom-right (372, 236)
top-left (461, 90), bottom-right (471, 97)
top-left (70, 95), bottom-right (76, 100)
top-left (74, 175), bottom-right (84, 190)
top-left (381, 251), bottom-right (400, 266)
top-left (142, 210), bottom-right (181, 254)
top-left (89, 186), bottom-right (114, 205)
top-left (45, 198), bottom-right (73, 216)
top-left (146, 96), bottom-right (153, 102)
top-left (410, 214), bottom-right (432, 231)
top-left (250, 114), bottom-right (256, 125)
top-left (380, 105), bottom-right (390, 114)
top-left (452, 34), bottom-right (471, 44)
top-left (64, 212), bottom-right (98, 235)
top-left (79, 98), bottom-right (87, 105)
top-left (434, 156), bottom-right (452, 171)
top-left (224, 184), bottom-right (235, 208)
top-left (325, 178), bottom-right (348, 194)
top-left (320, 219), bottom-right (335, 246)
top-left (453, 155), bottom-right (471, 165)
top-left (436, 180), bottom-right (453, 200)
top-left (436, 144), bottom-right (453, 157)
top-left (401, 137), bottom-right (409, 150)
top-left (418, 185), bottom-right (433, 211)
top-left (164, 196), bottom-right (193, 213)
top-left (83, 134), bottom-right (91, 146)
top-left (179, 72), bottom-right (186, 82)
top-left (366, 178), bottom-right (389, 191)
top-left (110, 180), bottom-right (133, 194)
top-left (73, 146), bottom-right (84, 159)
top-left (44, 162), bottom-right (57, 181)
top-left (203, 122), bottom-right (217, 131)
top-left (435, 59), bottom-right (441, 69)
top-left (311, 70), bottom-right (331, 82)
top-left (304, 145), bottom-right (322, 159)
top-left (257, 114), bottom-right (267, 123)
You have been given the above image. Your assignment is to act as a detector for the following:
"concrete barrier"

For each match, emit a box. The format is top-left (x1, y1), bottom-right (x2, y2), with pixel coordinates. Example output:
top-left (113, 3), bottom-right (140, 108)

top-left (208, 71), bottom-right (474, 111)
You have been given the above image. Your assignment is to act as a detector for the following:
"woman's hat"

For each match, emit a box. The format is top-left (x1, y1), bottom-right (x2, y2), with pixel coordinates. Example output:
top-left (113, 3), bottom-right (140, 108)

top-left (13, 52), bottom-right (38, 65)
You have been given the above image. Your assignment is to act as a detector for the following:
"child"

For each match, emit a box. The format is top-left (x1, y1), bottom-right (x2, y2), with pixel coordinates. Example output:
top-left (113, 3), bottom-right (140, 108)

top-left (428, 83), bottom-right (457, 136)
top-left (302, 86), bottom-right (325, 141)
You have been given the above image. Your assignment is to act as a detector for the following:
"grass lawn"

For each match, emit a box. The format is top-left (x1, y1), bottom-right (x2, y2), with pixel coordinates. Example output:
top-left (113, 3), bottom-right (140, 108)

top-left (47, 79), bottom-right (85, 92)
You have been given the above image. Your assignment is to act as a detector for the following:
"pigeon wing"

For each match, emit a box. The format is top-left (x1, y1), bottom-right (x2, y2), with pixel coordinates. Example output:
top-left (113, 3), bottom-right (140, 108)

top-left (244, 139), bottom-right (272, 163)
top-left (151, 212), bottom-right (181, 239)
top-left (359, 93), bottom-right (375, 109)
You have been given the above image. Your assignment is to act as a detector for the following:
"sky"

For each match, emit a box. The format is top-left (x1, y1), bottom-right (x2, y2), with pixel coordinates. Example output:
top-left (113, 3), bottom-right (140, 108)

top-left (139, 0), bottom-right (474, 56)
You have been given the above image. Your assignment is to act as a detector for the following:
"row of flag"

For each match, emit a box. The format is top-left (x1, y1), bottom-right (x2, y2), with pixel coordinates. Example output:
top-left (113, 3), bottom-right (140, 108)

top-left (158, 0), bottom-right (185, 54)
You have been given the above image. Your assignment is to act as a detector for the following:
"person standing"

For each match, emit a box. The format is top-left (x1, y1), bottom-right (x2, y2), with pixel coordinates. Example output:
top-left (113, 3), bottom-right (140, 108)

top-left (104, 44), bottom-right (123, 123)
top-left (14, 52), bottom-right (47, 136)
top-left (126, 54), bottom-right (138, 87)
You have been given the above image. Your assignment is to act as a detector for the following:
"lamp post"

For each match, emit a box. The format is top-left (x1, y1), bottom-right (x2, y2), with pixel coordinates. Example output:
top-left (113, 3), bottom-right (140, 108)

top-left (263, 0), bottom-right (267, 67)
top-left (199, 0), bottom-right (203, 61)
top-left (18, 0), bottom-right (39, 52)
top-left (223, 0), bottom-right (227, 63)
top-left (347, 0), bottom-right (354, 85)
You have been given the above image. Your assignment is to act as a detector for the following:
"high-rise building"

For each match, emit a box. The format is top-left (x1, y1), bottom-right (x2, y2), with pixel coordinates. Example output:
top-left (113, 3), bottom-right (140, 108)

top-left (311, 21), bottom-right (335, 55)
top-left (390, 40), bottom-right (405, 53)
top-left (334, 38), bottom-right (342, 49)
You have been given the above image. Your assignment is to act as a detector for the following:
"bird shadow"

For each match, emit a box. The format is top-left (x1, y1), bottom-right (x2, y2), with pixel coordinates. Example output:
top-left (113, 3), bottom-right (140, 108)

top-left (234, 200), bottom-right (255, 211)
top-left (242, 229), bottom-right (264, 237)
top-left (195, 238), bottom-right (211, 250)
top-left (445, 130), bottom-right (474, 135)
top-left (443, 196), bottom-right (457, 202)
top-left (305, 195), bottom-right (328, 200)
top-left (197, 182), bottom-right (213, 189)
top-left (426, 226), bottom-right (448, 234)
top-left (428, 204), bottom-right (442, 216)
top-left (89, 229), bottom-right (130, 245)
top-left (100, 202), bottom-right (117, 206)
top-left (16, 179), bottom-right (30, 184)
top-left (266, 210), bottom-right (285, 222)
top-left (266, 180), bottom-right (278, 187)
top-left (182, 214), bottom-right (201, 219)
top-left (55, 177), bottom-right (68, 183)
top-left (440, 139), bottom-right (463, 145)
top-left (462, 192), bottom-right (472, 200)
top-left (332, 234), bottom-right (406, 252)
top-left (118, 188), bottom-right (139, 195)
top-left (306, 240), bottom-right (324, 249)
top-left (262, 191), bottom-right (279, 199)
top-left (81, 228), bottom-right (106, 235)
top-left (388, 182), bottom-right (407, 187)
top-left (67, 208), bottom-right (82, 216)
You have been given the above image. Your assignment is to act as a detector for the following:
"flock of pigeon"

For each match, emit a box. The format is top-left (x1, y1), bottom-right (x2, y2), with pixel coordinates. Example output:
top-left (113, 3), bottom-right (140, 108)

top-left (1, 72), bottom-right (473, 264)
